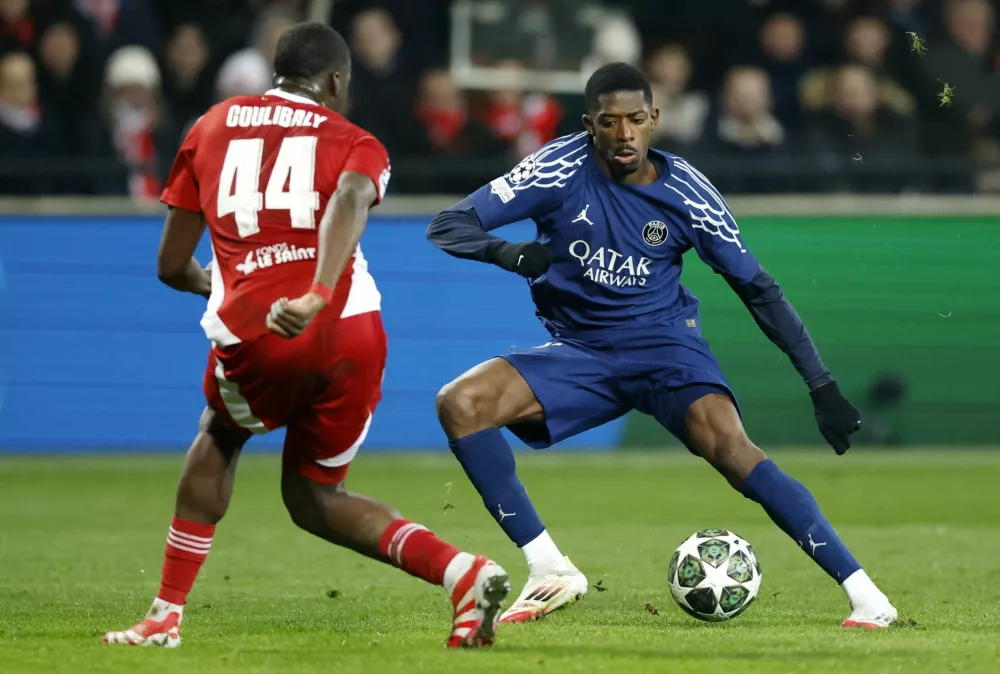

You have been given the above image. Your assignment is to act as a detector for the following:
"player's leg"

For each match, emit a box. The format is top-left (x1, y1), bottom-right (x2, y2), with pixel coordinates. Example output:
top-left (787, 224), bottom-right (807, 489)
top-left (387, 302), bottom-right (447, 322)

top-left (436, 344), bottom-right (627, 622)
top-left (667, 386), bottom-right (896, 628)
top-left (279, 310), bottom-right (508, 648)
top-left (281, 469), bottom-right (509, 648)
top-left (103, 407), bottom-right (250, 647)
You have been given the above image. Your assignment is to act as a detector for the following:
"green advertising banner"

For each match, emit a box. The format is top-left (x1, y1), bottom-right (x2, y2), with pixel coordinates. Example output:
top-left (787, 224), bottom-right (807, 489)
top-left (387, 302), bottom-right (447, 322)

top-left (622, 216), bottom-right (1000, 448)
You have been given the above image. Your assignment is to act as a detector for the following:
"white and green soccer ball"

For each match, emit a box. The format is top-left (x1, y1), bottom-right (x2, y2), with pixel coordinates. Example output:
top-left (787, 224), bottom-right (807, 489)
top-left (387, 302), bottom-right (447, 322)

top-left (668, 529), bottom-right (762, 622)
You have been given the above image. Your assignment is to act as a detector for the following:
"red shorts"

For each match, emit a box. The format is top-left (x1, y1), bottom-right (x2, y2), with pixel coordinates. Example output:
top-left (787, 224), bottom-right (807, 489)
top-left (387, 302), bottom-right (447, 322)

top-left (203, 311), bottom-right (386, 485)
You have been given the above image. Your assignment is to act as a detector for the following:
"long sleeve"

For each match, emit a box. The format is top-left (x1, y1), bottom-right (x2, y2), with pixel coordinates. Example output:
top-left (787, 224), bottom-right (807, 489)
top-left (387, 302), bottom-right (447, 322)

top-left (427, 135), bottom-right (582, 261)
top-left (425, 197), bottom-right (505, 263)
top-left (727, 266), bottom-right (832, 389)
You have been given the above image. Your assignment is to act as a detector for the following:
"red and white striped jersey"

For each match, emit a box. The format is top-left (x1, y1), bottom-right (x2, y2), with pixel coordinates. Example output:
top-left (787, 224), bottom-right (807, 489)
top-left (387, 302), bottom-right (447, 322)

top-left (161, 88), bottom-right (389, 346)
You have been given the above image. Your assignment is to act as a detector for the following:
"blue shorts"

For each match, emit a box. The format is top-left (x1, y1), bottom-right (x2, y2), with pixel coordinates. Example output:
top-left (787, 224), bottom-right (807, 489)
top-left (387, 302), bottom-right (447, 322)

top-left (502, 334), bottom-right (739, 452)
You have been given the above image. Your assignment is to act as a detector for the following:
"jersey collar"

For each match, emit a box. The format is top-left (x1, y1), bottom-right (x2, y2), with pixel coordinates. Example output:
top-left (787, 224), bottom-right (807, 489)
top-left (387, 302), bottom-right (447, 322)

top-left (264, 88), bottom-right (319, 107)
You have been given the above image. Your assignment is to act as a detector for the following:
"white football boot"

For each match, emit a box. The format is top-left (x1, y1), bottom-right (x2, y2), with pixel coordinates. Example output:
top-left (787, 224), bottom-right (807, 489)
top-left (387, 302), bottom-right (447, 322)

top-left (499, 556), bottom-right (588, 623)
top-left (840, 569), bottom-right (897, 628)
top-left (446, 554), bottom-right (511, 648)
top-left (841, 599), bottom-right (898, 629)
top-left (102, 599), bottom-right (182, 647)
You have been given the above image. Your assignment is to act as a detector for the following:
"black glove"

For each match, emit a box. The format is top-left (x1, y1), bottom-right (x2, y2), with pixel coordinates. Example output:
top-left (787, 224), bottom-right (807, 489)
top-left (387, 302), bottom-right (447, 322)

top-left (488, 241), bottom-right (552, 279)
top-left (810, 380), bottom-right (862, 455)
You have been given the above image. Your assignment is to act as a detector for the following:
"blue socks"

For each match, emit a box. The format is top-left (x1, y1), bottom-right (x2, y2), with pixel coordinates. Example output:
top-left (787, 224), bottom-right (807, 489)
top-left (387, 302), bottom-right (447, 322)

top-left (741, 459), bottom-right (861, 583)
top-left (449, 428), bottom-right (545, 547)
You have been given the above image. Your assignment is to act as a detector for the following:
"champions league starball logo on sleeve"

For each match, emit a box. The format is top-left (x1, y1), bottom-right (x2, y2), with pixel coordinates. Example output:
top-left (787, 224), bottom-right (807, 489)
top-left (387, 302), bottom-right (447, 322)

top-left (507, 157), bottom-right (537, 185)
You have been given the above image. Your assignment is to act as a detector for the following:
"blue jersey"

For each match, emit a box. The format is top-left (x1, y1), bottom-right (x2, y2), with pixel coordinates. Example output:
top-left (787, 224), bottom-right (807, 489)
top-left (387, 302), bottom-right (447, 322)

top-left (466, 132), bottom-right (761, 339)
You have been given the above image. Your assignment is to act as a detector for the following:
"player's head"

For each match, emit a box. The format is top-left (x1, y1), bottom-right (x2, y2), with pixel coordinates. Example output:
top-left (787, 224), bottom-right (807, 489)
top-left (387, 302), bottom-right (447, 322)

top-left (273, 22), bottom-right (351, 112)
top-left (582, 62), bottom-right (658, 179)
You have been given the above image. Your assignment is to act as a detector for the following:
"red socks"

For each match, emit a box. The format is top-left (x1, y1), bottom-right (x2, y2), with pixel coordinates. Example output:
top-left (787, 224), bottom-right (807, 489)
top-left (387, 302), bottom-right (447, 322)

top-left (154, 517), bottom-right (454, 605)
top-left (379, 519), bottom-right (460, 586)
top-left (157, 516), bottom-right (215, 605)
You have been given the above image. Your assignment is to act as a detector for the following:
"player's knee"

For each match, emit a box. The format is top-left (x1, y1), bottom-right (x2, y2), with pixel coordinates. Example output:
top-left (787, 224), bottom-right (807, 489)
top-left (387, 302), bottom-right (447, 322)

top-left (436, 380), bottom-right (495, 434)
top-left (281, 478), bottom-right (325, 535)
top-left (696, 429), bottom-right (764, 482)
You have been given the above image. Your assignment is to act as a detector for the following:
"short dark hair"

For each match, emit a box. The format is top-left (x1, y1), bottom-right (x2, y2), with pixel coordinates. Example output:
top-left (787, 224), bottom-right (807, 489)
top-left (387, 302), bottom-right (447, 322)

top-left (274, 22), bottom-right (350, 80)
top-left (584, 62), bottom-right (653, 112)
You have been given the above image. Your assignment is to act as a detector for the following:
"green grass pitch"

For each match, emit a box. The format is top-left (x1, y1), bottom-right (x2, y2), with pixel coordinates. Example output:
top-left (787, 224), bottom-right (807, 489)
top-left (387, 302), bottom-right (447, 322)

top-left (2, 449), bottom-right (999, 673)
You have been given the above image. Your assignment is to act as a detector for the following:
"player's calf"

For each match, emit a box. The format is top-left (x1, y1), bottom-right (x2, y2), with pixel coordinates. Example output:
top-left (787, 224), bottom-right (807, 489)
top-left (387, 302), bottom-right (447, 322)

top-left (103, 410), bottom-right (246, 648)
top-left (682, 393), bottom-right (896, 626)
top-left (280, 470), bottom-right (510, 647)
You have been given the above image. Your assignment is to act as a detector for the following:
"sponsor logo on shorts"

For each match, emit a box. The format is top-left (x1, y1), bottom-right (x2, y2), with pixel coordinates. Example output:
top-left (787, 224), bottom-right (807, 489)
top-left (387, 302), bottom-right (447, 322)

top-left (569, 240), bottom-right (652, 288)
top-left (236, 242), bottom-right (317, 276)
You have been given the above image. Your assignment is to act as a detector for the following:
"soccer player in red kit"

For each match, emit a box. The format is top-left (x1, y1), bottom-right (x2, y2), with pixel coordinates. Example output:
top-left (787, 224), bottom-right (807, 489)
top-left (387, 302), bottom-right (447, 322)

top-left (102, 23), bottom-right (509, 650)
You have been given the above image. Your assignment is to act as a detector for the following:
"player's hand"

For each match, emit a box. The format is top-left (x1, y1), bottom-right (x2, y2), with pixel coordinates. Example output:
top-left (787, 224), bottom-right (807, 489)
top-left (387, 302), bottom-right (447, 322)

top-left (199, 261), bottom-right (213, 299)
top-left (491, 241), bottom-right (552, 279)
top-left (266, 292), bottom-right (327, 338)
top-left (810, 380), bottom-right (862, 455)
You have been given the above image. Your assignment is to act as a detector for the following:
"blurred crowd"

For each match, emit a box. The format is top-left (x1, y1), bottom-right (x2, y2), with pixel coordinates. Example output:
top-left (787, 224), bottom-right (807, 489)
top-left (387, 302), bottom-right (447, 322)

top-left (1, 0), bottom-right (999, 197)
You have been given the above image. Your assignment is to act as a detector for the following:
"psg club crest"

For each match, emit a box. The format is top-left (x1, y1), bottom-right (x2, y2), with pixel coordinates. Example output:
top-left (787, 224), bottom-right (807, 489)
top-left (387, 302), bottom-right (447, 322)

top-left (507, 157), bottom-right (536, 185)
top-left (643, 220), bottom-right (668, 246)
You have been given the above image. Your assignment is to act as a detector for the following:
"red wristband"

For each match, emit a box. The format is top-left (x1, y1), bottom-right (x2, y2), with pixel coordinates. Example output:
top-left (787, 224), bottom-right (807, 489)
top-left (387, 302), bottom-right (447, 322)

top-left (309, 283), bottom-right (334, 304)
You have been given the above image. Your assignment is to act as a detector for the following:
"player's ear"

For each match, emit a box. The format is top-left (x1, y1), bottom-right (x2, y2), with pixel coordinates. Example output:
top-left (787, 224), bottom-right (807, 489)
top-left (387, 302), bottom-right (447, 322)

top-left (650, 107), bottom-right (660, 129)
top-left (330, 71), bottom-right (341, 101)
top-left (582, 113), bottom-right (595, 138)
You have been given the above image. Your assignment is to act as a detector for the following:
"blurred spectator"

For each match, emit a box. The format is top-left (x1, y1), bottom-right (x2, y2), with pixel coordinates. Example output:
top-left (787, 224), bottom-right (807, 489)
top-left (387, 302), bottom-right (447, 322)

top-left (0, 0), bottom-right (994, 196)
top-left (645, 44), bottom-right (709, 152)
top-left (481, 59), bottom-right (563, 157)
top-left (801, 16), bottom-right (915, 117)
top-left (253, 6), bottom-right (299, 68)
top-left (215, 48), bottom-right (271, 102)
top-left (697, 65), bottom-right (790, 192)
top-left (756, 12), bottom-right (811, 129)
top-left (0, 0), bottom-right (32, 52)
top-left (163, 23), bottom-right (213, 134)
top-left (583, 9), bottom-right (642, 70)
top-left (887, 0), bottom-right (933, 36)
top-left (714, 66), bottom-right (786, 155)
top-left (415, 68), bottom-right (506, 158)
top-left (920, 0), bottom-right (1000, 155)
top-left (0, 51), bottom-right (63, 195)
top-left (74, 0), bottom-right (161, 54)
top-left (807, 64), bottom-right (921, 192)
top-left (79, 45), bottom-right (177, 197)
top-left (348, 7), bottom-right (427, 157)
top-left (36, 21), bottom-right (100, 158)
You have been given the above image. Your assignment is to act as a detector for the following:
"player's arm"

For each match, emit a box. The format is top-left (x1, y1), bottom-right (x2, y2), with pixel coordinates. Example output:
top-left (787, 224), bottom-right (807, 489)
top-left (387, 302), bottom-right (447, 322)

top-left (725, 266), bottom-right (862, 453)
top-left (266, 171), bottom-right (376, 339)
top-left (725, 268), bottom-right (830, 388)
top-left (268, 130), bottom-right (392, 338)
top-left (426, 155), bottom-right (561, 279)
top-left (313, 171), bottom-right (377, 291)
top-left (157, 207), bottom-right (210, 298)
top-left (681, 182), bottom-right (861, 453)
top-left (157, 119), bottom-right (210, 298)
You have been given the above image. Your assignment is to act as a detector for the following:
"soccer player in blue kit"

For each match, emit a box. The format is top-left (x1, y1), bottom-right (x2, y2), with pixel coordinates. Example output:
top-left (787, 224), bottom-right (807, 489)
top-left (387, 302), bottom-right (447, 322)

top-left (425, 63), bottom-right (896, 629)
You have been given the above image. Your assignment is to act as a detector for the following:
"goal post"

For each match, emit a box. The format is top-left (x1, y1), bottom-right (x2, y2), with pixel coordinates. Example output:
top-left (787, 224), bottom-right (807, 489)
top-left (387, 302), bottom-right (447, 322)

top-left (449, 0), bottom-right (615, 94)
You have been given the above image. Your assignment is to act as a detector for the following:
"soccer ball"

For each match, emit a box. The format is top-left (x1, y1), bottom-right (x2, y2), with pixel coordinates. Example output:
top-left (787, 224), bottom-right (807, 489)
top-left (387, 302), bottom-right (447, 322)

top-left (667, 529), bottom-right (762, 622)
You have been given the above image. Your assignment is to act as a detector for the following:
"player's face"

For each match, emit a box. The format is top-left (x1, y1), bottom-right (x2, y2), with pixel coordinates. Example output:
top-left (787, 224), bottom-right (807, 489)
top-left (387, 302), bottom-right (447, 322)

top-left (584, 90), bottom-right (659, 179)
